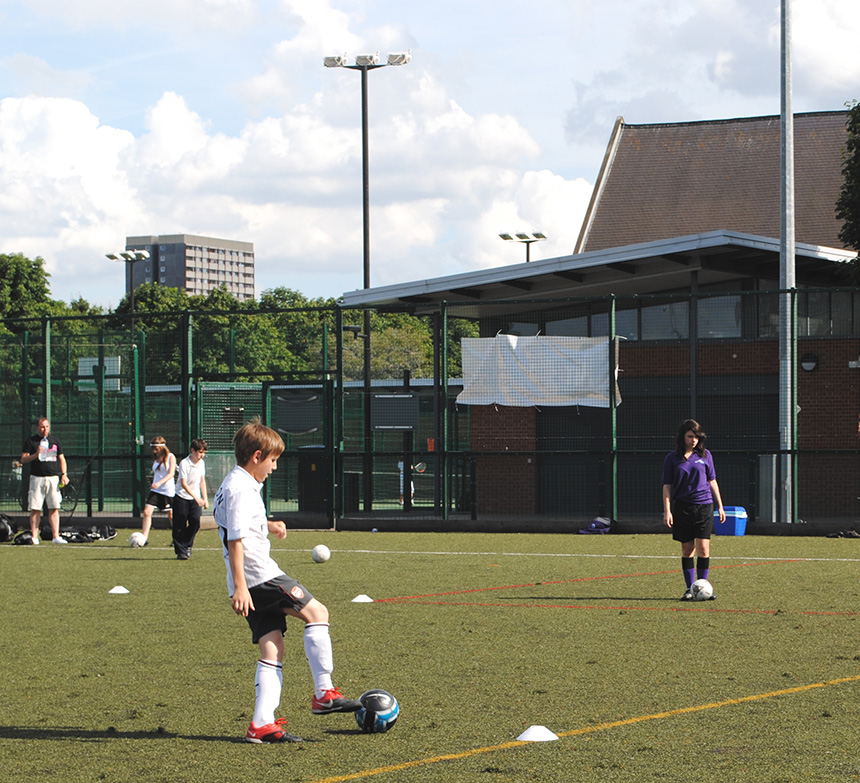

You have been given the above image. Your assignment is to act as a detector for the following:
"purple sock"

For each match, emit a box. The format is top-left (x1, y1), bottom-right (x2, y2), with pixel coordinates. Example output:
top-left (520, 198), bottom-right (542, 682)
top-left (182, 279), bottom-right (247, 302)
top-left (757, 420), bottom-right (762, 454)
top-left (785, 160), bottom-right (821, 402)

top-left (697, 557), bottom-right (710, 581)
top-left (682, 557), bottom-right (695, 588)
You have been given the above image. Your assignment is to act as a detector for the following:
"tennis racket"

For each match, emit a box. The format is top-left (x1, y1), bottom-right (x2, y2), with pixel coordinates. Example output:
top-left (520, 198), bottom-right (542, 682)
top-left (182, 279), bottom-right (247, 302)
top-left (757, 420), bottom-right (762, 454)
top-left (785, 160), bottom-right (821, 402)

top-left (413, 462), bottom-right (427, 474)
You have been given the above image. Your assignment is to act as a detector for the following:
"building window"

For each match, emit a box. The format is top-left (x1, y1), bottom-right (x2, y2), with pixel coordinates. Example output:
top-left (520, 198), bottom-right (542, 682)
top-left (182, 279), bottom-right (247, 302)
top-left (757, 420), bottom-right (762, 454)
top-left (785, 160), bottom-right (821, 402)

top-left (641, 301), bottom-right (688, 341)
top-left (698, 295), bottom-right (741, 338)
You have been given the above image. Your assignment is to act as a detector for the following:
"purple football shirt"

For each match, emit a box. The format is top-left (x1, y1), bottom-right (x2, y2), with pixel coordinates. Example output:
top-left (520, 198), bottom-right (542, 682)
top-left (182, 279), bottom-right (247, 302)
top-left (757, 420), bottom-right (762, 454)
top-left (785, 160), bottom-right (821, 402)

top-left (661, 450), bottom-right (716, 504)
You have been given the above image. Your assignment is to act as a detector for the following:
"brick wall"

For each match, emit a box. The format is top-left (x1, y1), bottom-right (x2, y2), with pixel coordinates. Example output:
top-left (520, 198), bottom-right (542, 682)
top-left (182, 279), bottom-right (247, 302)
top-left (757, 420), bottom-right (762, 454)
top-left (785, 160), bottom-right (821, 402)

top-left (470, 406), bottom-right (537, 515)
top-left (465, 337), bottom-right (860, 519)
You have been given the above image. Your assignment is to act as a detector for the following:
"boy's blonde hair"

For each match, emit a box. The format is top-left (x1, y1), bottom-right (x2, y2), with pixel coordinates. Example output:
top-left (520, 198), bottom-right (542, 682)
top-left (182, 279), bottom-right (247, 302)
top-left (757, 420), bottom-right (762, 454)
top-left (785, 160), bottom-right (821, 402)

top-left (233, 418), bottom-right (284, 466)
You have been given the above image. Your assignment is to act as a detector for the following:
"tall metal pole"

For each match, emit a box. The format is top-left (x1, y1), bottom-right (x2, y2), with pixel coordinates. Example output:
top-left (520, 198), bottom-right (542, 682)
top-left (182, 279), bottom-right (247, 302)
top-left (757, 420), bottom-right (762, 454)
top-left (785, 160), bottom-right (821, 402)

top-left (326, 53), bottom-right (409, 512)
top-left (359, 64), bottom-right (377, 512)
top-left (779, 0), bottom-right (796, 523)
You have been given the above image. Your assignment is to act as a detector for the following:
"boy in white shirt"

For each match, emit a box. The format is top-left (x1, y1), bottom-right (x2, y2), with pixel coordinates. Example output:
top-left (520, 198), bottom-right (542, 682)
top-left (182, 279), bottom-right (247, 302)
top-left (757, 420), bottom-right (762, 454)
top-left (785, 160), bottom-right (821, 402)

top-left (171, 439), bottom-right (208, 560)
top-left (213, 419), bottom-right (360, 743)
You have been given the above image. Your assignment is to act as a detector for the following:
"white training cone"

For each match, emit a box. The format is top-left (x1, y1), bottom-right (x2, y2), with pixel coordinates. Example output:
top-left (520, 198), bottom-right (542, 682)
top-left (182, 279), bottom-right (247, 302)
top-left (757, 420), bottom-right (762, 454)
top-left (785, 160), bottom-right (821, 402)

top-left (517, 725), bottom-right (559, 742)
top-left (109, 586), bottom-right (130, 594)
top-left (351, 594), bottom-right (374, 603)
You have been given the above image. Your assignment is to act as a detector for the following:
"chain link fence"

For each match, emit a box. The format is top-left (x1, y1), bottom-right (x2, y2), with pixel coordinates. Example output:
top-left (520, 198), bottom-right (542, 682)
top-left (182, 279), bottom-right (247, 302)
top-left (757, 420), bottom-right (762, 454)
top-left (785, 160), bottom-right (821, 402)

top-left (1, 289), bottom-right (857, 529)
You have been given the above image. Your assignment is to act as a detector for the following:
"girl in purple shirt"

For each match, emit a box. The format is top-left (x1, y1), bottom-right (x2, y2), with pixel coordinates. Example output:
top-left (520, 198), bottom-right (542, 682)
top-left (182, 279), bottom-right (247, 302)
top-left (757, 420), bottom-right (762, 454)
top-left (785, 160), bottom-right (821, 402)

top-left (662, 419), bottom-right (725, 600)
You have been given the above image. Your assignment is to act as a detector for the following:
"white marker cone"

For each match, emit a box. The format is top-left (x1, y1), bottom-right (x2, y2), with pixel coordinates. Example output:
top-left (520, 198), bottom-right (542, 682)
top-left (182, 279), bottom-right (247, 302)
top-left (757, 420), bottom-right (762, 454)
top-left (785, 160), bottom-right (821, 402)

top-left (109, 586), bottom-right (130, 594)
top-left (351, 594), bottom-right (373, 603)
top-left (517, 725), bottom-right (559, 742)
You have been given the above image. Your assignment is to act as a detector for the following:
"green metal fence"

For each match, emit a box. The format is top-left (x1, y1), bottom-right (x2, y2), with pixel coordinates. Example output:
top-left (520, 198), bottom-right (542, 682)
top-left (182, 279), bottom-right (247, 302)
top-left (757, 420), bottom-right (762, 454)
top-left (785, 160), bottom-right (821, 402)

top-left (2, 289), bottom-right (858, 529)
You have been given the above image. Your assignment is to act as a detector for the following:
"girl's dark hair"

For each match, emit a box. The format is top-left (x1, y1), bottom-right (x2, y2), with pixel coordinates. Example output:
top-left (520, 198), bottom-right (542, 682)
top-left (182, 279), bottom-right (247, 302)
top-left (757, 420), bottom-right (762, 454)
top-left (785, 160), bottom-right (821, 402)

top-left (675, 419), bottom-right (706, 456)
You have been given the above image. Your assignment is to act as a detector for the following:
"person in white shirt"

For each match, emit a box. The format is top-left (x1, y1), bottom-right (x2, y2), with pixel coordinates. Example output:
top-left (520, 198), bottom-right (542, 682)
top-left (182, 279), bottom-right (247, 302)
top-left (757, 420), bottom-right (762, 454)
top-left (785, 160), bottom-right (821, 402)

top-left (171, 439), bottom-right (208, 560)
top-left (213, 419), bottom-right (361, 744)
top-left (139, 436), bottom-right (176, 543)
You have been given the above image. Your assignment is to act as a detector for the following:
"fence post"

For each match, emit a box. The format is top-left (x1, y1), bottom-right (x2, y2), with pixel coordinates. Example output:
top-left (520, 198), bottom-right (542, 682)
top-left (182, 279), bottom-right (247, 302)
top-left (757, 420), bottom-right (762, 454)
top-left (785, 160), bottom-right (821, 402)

top-left (20, 331), bottom-right (30, 446)
top-left (132, 340), bottom-right (142, 517)
top-left (97, 329), bottom-right (106, 511)
top-left (181, 313), bottom-right (193, 454)
top-left (42, 315), bottom-right (51, 420)
top-left (334, 306), bottom-right (344, 525)
top-left (609, 295), bottom-right (618, 522)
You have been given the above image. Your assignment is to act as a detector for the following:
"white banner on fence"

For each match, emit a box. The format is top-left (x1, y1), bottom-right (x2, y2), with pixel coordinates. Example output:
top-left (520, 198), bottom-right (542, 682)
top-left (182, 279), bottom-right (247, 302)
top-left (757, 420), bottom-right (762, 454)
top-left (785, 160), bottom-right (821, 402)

top-left (456, 335), bottom-right (620, 408)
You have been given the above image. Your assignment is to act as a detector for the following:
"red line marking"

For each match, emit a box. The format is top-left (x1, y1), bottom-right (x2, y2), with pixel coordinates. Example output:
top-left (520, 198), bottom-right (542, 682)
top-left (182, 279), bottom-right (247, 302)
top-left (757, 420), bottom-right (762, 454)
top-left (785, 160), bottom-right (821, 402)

top-left (374, 559), bottom-right (805, 603)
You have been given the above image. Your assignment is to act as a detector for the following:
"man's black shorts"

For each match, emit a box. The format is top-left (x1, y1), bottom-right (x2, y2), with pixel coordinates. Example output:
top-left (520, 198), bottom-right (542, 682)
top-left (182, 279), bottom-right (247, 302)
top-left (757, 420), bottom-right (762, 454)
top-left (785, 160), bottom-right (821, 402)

top-left (671, 500), bottom-right (714, 543)
top-left (244, 575), bottom-right (315, 644)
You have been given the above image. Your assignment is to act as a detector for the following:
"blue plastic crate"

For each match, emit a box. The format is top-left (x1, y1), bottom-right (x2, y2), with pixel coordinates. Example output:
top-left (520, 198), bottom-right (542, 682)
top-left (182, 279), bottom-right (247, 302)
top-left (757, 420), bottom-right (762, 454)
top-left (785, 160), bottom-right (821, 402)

top-left (715, 506), bottom-right (747, 536)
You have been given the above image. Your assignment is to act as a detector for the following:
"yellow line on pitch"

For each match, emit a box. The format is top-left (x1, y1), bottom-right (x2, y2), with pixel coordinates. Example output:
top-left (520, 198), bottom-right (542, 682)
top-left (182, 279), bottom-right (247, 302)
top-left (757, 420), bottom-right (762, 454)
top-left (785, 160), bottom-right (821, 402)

top-left (308, 674), bottom-right (860, 783)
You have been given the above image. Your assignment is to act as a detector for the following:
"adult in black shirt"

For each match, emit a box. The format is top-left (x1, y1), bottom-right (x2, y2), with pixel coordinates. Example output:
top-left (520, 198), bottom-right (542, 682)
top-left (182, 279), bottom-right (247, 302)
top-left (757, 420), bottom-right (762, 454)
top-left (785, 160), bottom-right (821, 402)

top-left (21, 417), bottom-right (69, 544)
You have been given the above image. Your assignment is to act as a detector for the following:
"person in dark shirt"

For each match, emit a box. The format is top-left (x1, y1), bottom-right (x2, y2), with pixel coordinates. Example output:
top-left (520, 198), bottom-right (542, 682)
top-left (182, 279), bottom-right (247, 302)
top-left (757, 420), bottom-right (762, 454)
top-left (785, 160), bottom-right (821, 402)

top-left (662, 419), bottom-right (725, 600)
top-left (21, 417), bottom-right (69, 544)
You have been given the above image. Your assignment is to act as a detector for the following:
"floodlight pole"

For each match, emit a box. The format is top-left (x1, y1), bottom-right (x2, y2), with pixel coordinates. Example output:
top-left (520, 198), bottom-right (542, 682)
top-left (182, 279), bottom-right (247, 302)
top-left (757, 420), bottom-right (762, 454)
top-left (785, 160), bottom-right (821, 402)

top-left (326, 53), bottom-right (409, 512)
top-left (354, 63), bottom-right (379, 512)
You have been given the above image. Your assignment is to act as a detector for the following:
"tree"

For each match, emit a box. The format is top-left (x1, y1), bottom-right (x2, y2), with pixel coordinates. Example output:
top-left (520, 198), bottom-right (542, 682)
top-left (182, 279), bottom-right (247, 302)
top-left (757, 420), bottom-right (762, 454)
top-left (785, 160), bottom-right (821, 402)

top-left (0, 253), bottom-right (53, 328)
top-left (837, 100), bottom-right (860, 255)
top-left (340, 312), bottom-right (435, 381)
top-left (257, 287), bottom-right (338, 375)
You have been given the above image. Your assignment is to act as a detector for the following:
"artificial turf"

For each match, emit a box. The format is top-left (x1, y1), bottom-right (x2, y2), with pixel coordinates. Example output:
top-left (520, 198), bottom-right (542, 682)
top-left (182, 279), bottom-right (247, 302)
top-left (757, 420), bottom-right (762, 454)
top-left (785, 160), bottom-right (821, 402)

top-left (1, 529), bottom-right (858, 782)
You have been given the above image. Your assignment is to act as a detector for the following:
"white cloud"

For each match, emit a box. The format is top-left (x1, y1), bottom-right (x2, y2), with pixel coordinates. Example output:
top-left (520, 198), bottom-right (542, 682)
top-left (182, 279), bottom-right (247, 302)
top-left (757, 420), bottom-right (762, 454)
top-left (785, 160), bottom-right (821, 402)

top-left (5, 0), bottom-right (856, 308)
top-left (0, 96), bottom-right (144, 302)
top-left (0, 57), bottom-right (586, 303)
top-left (793, 0), bottom-right (860, 93)
top-left (1, 53), bottom-right (92, 99)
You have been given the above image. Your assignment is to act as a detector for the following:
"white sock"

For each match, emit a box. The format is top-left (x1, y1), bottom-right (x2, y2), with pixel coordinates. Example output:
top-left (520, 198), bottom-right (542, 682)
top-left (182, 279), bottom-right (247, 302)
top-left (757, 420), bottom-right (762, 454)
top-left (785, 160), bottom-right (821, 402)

top-left (304, 623), bottom-right (334, 696)
top-left (253, 659), bottom-right (282, 727)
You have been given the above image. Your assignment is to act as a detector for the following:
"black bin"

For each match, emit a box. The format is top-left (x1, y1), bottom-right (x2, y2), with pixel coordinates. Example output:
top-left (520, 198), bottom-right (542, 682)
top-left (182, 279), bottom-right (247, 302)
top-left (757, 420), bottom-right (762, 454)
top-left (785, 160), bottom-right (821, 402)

top-left (297, 446), bottom-right (332, 513)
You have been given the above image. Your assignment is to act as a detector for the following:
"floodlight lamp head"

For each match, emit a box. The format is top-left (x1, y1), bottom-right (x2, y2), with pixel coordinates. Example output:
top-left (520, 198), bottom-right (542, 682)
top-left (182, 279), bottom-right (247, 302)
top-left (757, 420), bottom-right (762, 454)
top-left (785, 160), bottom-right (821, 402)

top-left (532, 232), bottom-right (547, 240)
top-left (106, 253), bottom-right (120, 260)
top-left (387, 50), bottom-right (412, 66)
top-left (499, 233), bottom-right (514, 241)
top-left (119, 252), bottom-right (135, 261)
top-left (355, 52), bottom-right (380, 66)
top-left (324, 53), bottom-right (348, 68)
top-left (515, 233), bottom-right (531, 241)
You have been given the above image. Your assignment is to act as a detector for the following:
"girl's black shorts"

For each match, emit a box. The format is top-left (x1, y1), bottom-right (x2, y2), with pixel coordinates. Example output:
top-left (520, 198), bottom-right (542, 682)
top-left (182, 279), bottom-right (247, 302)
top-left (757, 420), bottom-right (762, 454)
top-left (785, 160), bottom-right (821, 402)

top-left (671, 500), bottom-right (714, 543)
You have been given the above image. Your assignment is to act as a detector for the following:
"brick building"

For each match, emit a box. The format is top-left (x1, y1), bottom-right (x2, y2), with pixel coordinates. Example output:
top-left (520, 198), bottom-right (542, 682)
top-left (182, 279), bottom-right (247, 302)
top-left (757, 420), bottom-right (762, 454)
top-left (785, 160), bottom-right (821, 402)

top-left (342, 111), bottom-right (858, 527)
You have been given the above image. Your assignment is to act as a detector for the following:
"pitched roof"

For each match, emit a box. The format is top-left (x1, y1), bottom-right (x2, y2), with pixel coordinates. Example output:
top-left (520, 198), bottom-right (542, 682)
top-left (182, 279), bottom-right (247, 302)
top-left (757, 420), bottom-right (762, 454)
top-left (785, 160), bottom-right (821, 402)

top-left (575, 111), bottom-right (849, 254)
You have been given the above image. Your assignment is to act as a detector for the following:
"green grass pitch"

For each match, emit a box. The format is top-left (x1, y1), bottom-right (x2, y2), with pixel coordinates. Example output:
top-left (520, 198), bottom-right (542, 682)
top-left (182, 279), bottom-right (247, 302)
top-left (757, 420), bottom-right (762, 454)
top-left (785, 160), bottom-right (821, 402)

top-left (1, 530), bottom-right (859, 782)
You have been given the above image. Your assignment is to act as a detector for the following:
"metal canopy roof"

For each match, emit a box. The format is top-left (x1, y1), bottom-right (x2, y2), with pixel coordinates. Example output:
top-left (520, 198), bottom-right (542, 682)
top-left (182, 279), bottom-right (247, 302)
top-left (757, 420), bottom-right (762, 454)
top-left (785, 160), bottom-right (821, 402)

top-left (339, 230), bottom-right (856, 315)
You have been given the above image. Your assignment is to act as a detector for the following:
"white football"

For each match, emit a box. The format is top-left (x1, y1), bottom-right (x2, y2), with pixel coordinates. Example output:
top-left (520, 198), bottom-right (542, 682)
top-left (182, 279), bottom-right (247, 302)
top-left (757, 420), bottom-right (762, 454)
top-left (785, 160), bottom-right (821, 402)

top-left (129, 531), bottom-right (147, 548)
top-left (311, 544), bottom-right (331, 563)
top-left (690, 578), bottom-right (714, 601)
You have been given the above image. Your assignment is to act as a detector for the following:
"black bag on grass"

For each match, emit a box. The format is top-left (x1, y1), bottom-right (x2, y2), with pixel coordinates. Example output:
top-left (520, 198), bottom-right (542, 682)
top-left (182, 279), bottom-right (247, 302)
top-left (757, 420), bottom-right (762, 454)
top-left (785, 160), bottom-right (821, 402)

top-left (57, 526), bottom-right (100, 543)
top-left (0, 513), bottom-right (17, 542)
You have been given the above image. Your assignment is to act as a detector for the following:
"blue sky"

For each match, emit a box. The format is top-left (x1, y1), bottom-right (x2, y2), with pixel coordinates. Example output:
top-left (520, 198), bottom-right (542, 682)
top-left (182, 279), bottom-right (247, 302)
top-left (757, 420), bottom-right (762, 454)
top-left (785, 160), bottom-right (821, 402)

top-left (0, 0), bottom-right (858, 307)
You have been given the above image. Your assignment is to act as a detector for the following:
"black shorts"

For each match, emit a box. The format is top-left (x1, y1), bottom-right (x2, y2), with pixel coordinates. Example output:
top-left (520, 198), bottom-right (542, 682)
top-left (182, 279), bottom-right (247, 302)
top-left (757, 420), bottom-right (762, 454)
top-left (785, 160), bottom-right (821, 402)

top-left (671, 500), bottom-right (714, 543)
top-left (146, 492), bottom-right (172, 511)
top-left (245, 575), bottom-right (315, 644)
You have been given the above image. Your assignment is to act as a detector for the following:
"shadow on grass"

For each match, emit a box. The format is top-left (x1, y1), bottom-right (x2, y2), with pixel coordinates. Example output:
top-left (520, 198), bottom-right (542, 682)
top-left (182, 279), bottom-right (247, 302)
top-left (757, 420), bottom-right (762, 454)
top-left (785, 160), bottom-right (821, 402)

top-left (0, 726), bottom-right (323, 744)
